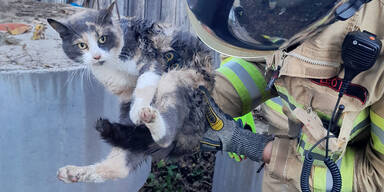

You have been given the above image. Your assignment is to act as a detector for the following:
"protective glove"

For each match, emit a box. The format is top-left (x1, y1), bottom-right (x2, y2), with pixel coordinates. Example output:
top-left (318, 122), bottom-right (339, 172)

top-left (199, 86), bottom-right (274, 162)
top-left (228, 122), bottom-right (254, 162)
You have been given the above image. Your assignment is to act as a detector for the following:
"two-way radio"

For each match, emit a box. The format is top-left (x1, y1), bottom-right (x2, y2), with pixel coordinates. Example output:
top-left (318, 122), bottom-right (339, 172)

top-left (300, 30), bottom-right (381, 192)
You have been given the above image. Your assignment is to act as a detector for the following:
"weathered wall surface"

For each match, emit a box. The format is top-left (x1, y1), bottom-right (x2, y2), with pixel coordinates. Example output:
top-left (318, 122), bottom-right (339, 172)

top-left (213, 153), bottom-right (264, 192)
top-left (0, 69), bottom-right (151, 192)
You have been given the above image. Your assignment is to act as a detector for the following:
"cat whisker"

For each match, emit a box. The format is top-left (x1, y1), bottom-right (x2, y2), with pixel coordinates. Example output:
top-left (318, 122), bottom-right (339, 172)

top-left (86, 68), bottom-right (96, 90)
top-left (65, 68), bottom-right (80, 87)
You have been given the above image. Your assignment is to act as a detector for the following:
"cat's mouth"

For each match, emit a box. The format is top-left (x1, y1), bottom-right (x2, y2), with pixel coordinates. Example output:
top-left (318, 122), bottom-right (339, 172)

top-left (97, 61), bottom-right (106, 65)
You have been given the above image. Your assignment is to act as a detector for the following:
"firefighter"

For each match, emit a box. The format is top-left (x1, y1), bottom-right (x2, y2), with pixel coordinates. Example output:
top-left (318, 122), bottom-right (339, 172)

top-left (186, 0), bottom-right (384, 191)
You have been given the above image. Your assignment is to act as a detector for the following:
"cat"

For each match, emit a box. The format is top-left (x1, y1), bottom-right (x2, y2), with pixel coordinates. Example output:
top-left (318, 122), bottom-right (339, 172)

top-left (47, 2), bottom-right (215, 183)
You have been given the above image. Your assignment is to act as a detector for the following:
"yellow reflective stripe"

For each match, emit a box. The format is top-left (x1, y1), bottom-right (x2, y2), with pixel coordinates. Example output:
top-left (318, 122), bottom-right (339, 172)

top-left (371, 110), bottom-right (384, 128)
top-left (234, 154), bottom-right (241, 161)
top-left (313, 166), bottom-right (327, 192)
top-left (228, 152), bottom-right (235, 159)
top-left (354, 108), bottom-right (370, 127)
top-left (371, 134), bottom-right (384, 154)
top-left (276, 86), bottom-right (336, 124)
top-left (217, 66), bottom-right (252, 113)
top-left (220, 57), bottom-right (261, 160)
top-left (298, 134), bottom-right (329, 167)
top-left (219, 57), bottom-right (271, 114)
top-left (233, 58), bottom-right (269, 100)
top-left (235, 112), bottom-right (256, 133)
top-left (221, 56), bottom-right (234, 65)
top-left (231, 112), bottom-right (255, 162)
top-left (200, 141), bottom-right (221, 147)
top-left (227, 152), bottom-right (243, 162)
top-left (340, 147), bottom-right (354, 192)
top-left (265, 98), bottom-right (284, 115)
top-left (276, 85), bottom-right (369, 137)
top-left (349, 110), bottom-right (370, 140)
top-left (312, 148), bottom-right (354, 192)
top-left (223, 61), bottom-right (263, 102)
top-left (370, 110), bottom-right (384, 154)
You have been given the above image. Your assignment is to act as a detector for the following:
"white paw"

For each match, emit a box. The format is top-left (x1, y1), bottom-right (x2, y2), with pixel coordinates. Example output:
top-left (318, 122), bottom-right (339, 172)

top-left (129, 103), bottom-right (143, 125)
top-left (57, 165), bottom-right (104, 183)
top-left (144, 110), bottom-right (168, 145)
top-left (57, 165), bottom-right (84, 183)
top-left (140, 106), bottom-right (157, 123)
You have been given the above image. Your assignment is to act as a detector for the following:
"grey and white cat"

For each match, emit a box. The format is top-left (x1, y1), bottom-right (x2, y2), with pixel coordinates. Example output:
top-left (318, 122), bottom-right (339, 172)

top-left (48, 3), bottom-right (215, 183)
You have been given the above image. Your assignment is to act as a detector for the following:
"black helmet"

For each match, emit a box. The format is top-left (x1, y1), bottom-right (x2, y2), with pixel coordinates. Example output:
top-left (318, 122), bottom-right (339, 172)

top-left (187, 0), bottom-right (369, 59)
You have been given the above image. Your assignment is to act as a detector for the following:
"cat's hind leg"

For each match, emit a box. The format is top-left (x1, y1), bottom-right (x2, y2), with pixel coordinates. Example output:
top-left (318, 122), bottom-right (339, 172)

top-left (57, 147), bottom-right (147, 183)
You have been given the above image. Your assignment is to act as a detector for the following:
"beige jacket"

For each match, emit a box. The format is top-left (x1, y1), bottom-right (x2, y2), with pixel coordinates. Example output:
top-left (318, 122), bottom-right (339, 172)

top-left (213, 1), bottom-right (384, 191)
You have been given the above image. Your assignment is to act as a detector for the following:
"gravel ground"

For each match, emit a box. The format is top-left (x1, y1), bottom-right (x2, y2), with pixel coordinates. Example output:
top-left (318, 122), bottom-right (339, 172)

top-left (0, 0), bottom-right (84, 72)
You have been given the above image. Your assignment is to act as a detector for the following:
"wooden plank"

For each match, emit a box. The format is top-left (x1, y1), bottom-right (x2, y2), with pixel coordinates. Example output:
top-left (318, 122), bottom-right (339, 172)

top-left (175, 0), bottom-right (190, 30)
top-left (160, 0), bottom-right (176, 24)
top-left (127, 0), bottom-right (145, 18)
top-left (144, 0), bottom-right (162, 21)
top-left (116, 0), bottom-right (126, 18)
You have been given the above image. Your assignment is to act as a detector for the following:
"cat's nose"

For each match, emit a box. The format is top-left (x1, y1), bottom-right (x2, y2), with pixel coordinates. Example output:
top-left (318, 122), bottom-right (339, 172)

top-left (93, 55), bottom-right (101, 60)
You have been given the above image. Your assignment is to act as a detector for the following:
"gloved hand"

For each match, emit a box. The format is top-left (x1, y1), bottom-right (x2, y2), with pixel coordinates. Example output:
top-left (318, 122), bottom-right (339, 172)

top-left (199, 86), bottom-right (274, 162)
top-left (228, 122), bottom-right (255, 162)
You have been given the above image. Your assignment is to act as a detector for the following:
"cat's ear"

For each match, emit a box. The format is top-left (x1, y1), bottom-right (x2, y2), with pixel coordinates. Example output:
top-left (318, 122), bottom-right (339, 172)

top-left (98, 1), bottom-right (115, 25)
top-left (47, 18), bottom-right (72, 38)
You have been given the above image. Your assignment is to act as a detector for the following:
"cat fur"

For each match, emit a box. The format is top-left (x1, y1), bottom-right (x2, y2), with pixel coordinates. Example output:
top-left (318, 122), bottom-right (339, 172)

top-left (48, 3), bottom-right (215, 183)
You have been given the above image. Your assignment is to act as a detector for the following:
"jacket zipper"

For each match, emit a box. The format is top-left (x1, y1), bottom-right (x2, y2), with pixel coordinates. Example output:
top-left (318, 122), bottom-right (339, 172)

top-left (285, 52), bottom-right (340, 67)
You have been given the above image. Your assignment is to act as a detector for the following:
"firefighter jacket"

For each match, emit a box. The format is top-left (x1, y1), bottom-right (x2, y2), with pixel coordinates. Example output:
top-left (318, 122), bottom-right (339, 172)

top-left (211, 1), bottom-right (384, 191)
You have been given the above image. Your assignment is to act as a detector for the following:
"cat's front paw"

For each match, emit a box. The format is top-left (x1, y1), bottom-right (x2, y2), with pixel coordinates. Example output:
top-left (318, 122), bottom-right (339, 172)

top-left (140, 106), bottom-right (157, 123)
top-left (95, 118), bottom-right (113, 134)
top-left (129, 103), bottom-right (143, 125)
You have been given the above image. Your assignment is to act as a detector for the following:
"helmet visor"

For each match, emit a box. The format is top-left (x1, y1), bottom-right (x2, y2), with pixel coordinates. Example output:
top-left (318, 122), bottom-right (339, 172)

top-left (188, 0), bottom-right (339, 51)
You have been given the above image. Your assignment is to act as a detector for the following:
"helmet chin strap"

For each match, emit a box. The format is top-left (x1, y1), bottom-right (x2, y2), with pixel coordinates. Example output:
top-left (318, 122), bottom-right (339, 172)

top-left (335, 0), bottom-right (372, 21)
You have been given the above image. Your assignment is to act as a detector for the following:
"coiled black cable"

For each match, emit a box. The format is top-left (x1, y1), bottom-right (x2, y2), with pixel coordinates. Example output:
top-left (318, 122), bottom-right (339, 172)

top-left (300, 29), bottom-right (381, 192)
top-left (324, 157), bottom-right (342, 192)
top-left (301, 155), bottom-right (342, 192)
top-left (300, 95), bottom-right (343, 192)
top-left (300, 153), bottom-right (314, 192)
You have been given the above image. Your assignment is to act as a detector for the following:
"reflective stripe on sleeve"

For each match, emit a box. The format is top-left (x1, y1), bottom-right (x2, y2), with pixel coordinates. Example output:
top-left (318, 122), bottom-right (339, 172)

top-left (217, 66), bottom-right (252, 113)
top-left (217, 57), bottom-right (268, 114)
top-left (223, 61), bottom-right (261, 105)
top-left (265, 97), bottom-right (284, 115)
top-left (370, 110), bottom-right (384, 154)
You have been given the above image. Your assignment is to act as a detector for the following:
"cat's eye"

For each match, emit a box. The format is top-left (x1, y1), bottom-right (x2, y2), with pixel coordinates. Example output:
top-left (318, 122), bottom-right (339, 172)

top-left (98, 35), bottom-right (107, 44)
top-left (77, 43), bottom-right (88, 50)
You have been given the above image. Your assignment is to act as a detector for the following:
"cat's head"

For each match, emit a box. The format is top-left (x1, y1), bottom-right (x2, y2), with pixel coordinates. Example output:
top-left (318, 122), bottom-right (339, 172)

top-left (47, 3), bottom-right (122, 68)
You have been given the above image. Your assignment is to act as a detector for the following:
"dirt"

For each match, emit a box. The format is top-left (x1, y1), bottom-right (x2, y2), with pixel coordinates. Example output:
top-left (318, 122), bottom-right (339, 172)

top-left (139, 152), bottom-right (216, 192)
top-left (0, 0), bottom-right (84, 72)
top-left (139, 107), bottom-right (268, 192)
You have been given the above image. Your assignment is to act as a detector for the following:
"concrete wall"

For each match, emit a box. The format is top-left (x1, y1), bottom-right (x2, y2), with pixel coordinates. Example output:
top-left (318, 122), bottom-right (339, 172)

top-left (212, 153), bottom-right (264, 192)
top-left (0, 69), bottom-right (150, 192)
